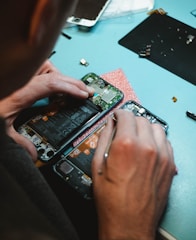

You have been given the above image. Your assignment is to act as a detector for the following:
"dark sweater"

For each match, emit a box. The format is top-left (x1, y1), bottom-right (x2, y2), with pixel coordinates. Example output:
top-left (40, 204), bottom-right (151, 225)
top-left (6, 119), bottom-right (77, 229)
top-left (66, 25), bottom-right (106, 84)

top-left (0, 118), bottom-right (79, 240)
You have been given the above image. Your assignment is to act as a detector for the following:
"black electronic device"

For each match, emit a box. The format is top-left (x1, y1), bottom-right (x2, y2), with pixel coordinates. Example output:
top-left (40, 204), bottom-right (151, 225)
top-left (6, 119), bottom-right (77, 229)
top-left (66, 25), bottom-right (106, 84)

top-left (118, 13), bottom-right (196, 85)
top-left (17, 73), bottom-right (124, 162)
top-left (53, 100), bottom-right (169, 200)
top-left (120, 100), bottom-right (168, 133)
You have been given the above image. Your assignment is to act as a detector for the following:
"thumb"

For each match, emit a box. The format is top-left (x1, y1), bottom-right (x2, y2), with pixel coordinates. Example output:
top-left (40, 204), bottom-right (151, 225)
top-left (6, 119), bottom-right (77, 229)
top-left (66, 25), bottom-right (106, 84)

top-left (9, 127), bottom-right (38, 162)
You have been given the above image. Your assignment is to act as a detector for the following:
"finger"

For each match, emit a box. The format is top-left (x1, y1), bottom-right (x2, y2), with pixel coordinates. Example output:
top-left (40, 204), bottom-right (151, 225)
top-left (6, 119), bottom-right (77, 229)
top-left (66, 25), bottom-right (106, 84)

top-left (92, 117), bottom-right (115, 176)
top-left (151, 123), bottom-right (176, 175)
top-left (124, 116), bottom-right (159, 177)
top-left (151, 123), bottom-right (168, 151)
top-left (54, 76), bottom-right (95, 97)
top-left (95, 110), bottom-right (138, 176)
top-left (11, 74), bottom-right (94, 110)
top-left (38, 72), bottom-right (95, 97)
top-left (41, 71), bottom-right (94, 97)
top-left (49, 78), bottom-right (94, 98)
top-left (136, 119), bottom-right (175, 182)
top-left (135, 115), bottom-right (157, 146)
top-left (113, 109), bottom-right (137, 140)
top-left (167, 140), bottom-right (177, 174)
top-left (107, 109), bottom-right (139, 169)
top-left (147, 124), bottom-right (176, 218)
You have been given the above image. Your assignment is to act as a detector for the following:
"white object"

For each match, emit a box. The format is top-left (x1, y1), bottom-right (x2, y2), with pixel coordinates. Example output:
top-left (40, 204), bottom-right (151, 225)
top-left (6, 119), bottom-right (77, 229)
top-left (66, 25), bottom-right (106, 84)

top-left (66, 0), bottom-right (111, 28)
top-left (101, 0), bottom-right (154, 19)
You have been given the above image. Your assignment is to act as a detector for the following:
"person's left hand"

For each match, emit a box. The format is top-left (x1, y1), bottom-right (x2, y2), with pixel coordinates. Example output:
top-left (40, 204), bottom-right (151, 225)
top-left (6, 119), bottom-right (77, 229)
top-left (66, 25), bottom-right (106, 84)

top-left (0, 60), bottom-right (94, 161)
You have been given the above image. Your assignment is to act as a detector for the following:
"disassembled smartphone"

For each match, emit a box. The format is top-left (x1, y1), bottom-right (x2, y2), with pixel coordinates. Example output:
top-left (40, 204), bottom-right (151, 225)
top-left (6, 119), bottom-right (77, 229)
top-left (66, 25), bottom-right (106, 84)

top-left (66, 0), bottom-right (111, 28)
top-left (120, 100), bottom-right (169, 133)
top-left (53, 100), bottom-right (169, 200)
top-left (17, 73), bottom-right (124, 162)
top-left (54, 123), bottom-right (105, 200)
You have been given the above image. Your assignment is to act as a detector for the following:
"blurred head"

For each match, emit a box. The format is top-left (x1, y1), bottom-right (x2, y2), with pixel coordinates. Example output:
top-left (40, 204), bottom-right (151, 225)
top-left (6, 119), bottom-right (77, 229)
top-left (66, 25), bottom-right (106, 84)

top-left (0, 0), bottom-right (77, 99)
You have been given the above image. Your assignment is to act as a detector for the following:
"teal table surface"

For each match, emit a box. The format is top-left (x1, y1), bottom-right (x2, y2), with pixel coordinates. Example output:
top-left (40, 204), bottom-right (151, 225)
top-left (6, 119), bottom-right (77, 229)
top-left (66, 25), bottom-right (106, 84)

top-left (51, 1), bottom-right (196, 239)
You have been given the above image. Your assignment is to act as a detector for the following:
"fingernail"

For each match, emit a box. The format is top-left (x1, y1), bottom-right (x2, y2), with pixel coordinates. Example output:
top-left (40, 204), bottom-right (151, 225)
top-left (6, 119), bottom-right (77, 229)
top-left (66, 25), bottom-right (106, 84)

top-left (87, 86), bottom-right (95, 95)
top-left (80, 90), bottom-right (89, 97)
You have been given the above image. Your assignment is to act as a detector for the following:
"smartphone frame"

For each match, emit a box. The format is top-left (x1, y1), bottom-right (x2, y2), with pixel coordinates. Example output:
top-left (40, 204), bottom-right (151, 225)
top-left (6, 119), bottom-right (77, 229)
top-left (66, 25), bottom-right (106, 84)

top-left (53, 122), bottom-right (106, 200)
top-left (17, 73), bottom-right (124, 162)
top-left (120, 100), bottom-right (169, 133)
top-left (53, 100), bottom-right (169, 199)
top-left (66, 0), bottom-right (111, 28)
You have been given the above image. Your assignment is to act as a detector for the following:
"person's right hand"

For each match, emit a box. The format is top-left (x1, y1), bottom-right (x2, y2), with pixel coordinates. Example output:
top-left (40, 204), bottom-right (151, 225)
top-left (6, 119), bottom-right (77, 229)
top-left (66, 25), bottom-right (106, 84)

top-left (92, 109), bottom-right (176, 240)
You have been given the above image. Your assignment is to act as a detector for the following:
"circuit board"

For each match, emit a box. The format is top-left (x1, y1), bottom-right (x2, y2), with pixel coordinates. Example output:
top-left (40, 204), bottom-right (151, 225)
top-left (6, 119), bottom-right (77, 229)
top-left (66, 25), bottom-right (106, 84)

top-left (53, 100), bottom-right (169, 200)
top-left (54, 123), bottom-right (105, 199)
top-left (17, 73), bottom-right (124, 162)
top-left (81, 72), bottom-right (124, 110)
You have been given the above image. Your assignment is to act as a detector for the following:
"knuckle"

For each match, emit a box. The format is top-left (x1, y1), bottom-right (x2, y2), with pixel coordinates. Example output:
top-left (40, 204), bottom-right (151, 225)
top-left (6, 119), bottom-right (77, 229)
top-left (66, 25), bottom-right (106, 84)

top-left (143, 143), bottom-right (158, 160)
top-left (158, 150), bottom-right (175, 174)
top-left (152, 122), bottom-right (165, 134)
top-left (116, 137), bottom-right (135, 150)
top-left (114, 136), bottom-right (138, 154)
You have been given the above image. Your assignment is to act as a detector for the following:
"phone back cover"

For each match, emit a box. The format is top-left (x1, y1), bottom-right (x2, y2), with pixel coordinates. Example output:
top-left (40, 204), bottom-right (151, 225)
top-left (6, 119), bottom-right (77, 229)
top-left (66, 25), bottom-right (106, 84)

top-left (118, 13), bottom-right (196, 85)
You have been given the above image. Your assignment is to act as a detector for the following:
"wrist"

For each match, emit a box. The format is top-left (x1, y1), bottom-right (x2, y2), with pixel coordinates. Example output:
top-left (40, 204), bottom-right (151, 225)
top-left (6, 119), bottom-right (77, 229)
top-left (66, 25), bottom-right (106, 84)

top-left (98, 227), bottom-right (155, 240)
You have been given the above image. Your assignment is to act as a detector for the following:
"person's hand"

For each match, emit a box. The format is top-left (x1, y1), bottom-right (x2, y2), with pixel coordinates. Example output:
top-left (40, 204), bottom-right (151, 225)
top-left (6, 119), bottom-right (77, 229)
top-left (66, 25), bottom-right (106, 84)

top-left (0, 60), bottom-right (94, 161)
top-left (92, 109), bottom-right (176, 240)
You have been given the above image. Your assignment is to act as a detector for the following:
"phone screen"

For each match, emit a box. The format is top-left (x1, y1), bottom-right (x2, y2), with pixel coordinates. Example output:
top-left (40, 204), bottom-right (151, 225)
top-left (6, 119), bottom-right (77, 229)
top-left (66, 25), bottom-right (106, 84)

top-left (67, 0), bottom-right (111, 27)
